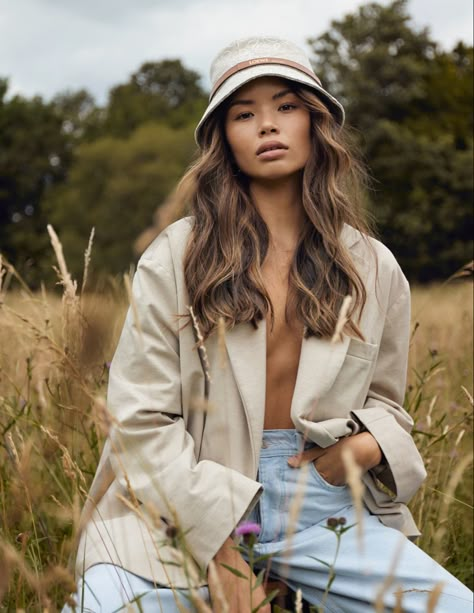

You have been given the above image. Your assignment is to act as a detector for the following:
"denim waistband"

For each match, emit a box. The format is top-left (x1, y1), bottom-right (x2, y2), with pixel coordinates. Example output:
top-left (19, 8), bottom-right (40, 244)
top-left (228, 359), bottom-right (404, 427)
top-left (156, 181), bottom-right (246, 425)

top-left (260, 429), bottom-right (315, 455)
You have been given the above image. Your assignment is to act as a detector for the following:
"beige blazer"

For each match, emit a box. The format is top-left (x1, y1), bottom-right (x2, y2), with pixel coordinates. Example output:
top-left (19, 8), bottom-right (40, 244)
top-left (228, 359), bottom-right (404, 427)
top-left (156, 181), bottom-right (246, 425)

top-left (75, 217), bottom-right (426, 588)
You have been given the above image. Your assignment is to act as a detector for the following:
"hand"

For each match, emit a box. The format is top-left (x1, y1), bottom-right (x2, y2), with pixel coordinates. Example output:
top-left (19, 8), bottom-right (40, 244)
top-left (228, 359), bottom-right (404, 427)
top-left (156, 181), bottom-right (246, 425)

top-left (287, 432), bottom-right (383, 486)
top-left (208, 537), bottom-right (271, 613)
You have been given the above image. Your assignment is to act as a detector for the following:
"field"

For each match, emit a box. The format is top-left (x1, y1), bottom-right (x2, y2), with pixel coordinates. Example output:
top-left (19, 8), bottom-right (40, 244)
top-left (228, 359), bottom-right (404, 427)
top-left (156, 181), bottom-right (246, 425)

top-left (0, 260), bottom-right (472, 610)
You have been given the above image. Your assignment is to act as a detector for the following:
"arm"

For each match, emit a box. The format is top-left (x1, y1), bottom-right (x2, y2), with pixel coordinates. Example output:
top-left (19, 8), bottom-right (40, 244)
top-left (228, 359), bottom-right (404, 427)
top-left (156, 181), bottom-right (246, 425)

top-left (289, 262), bottom-right (426, 502)
top-left (350, 276), bottom-right (427, 502)
top-left (107, 239), bottom-right (261, 572)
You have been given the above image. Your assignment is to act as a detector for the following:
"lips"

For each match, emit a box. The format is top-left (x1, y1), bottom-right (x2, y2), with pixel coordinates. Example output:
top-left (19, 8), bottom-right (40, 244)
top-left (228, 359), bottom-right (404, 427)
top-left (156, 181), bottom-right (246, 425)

top-left (256, 141), bottom-right (288, 156)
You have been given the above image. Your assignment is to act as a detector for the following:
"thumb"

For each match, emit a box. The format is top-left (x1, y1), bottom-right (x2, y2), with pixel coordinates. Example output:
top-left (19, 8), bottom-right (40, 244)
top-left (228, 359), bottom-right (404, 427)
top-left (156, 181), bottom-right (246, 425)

top-left (287, 447), bottom-right (324, 468)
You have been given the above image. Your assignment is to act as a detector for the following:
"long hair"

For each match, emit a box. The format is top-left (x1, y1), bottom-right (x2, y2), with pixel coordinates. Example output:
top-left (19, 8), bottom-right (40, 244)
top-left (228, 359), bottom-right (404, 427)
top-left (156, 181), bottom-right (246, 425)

top-left (180, 81), bottom-right (373, 340)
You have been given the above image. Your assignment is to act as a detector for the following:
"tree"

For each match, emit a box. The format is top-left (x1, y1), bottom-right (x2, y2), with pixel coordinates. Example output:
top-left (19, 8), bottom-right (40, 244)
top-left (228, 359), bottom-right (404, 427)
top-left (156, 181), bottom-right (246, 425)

top-left (104, 60), bottom-right (208, 137)
top-left (43, 122), bottom-right (197, 280)
top-left (0, 80), bottom-right (73, 283)
top-left (308, 0), bottom-right (473, 280)
top-left (52, 89), bottom-right (104, 143)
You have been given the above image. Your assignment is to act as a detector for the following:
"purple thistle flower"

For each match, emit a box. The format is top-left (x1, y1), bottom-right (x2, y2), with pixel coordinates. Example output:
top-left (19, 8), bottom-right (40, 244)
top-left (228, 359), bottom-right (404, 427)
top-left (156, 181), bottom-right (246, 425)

top-left (235, 521), bottom-right (261, 536)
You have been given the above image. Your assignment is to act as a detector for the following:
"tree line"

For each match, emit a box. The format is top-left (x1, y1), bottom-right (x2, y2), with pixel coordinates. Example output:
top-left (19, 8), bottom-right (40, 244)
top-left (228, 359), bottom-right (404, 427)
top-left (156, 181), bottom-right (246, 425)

top-left (1, 0), bottom-right (472, 286)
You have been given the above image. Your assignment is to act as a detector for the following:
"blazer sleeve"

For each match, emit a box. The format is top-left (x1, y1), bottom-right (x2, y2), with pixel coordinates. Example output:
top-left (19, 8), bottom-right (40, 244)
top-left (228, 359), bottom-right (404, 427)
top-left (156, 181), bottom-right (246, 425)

top-left (106, 245), bottom-right (262, 572)
top-left (351, 269), bottom-right (427, 503)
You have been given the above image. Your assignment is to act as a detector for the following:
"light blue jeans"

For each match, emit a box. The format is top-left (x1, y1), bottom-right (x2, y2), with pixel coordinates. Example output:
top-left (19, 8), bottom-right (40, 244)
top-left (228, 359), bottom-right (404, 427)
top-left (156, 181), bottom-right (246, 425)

top-left (65, 430), bottom-right (473, 612)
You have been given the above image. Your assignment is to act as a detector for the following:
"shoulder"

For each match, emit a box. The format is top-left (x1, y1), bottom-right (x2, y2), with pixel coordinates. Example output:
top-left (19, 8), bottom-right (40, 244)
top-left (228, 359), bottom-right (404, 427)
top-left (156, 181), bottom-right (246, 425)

top-left (342, 224), bottom-right (398, 268)
top-left (342, 224), bottom-right (409, 306)
top-left (139, 216), bottom-right (194, 273)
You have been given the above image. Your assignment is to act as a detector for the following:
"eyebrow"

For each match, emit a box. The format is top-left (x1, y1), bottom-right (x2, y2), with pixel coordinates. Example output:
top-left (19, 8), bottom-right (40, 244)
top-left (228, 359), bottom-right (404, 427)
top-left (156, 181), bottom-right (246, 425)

top-left (227, 88), bottom-right (295, 109)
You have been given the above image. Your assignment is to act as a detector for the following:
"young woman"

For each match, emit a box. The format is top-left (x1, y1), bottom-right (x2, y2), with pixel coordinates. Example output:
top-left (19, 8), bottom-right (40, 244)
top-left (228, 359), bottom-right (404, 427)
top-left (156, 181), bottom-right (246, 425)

top-left (67, 37), bottom-right (473, 612)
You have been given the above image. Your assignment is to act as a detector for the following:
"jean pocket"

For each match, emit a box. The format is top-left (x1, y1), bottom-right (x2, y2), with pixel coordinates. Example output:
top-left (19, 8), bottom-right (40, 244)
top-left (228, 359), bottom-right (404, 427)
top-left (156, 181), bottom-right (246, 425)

top-left (309, 461), bottom-right (348, 491)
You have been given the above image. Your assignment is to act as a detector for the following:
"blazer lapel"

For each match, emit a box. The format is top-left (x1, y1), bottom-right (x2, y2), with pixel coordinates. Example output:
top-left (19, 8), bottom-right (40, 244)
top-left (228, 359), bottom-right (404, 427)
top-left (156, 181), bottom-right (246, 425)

top-left (290, 223), bottom-right (360, 419)
top-left (290, 333), bottom-right (351, 421)
top-left (224, 319), bottom-right (267, 463)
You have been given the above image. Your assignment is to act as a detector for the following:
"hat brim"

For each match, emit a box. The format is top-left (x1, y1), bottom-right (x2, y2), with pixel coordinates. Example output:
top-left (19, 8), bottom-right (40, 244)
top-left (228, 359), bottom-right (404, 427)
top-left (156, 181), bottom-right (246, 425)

top-left (194, 63), bottom-right (345, 146)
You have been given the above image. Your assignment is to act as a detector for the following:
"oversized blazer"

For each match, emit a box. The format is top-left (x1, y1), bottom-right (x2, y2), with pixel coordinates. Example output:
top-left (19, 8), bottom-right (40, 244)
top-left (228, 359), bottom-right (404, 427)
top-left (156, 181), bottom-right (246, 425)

top-left (75, 216), bottom-right (427, 588)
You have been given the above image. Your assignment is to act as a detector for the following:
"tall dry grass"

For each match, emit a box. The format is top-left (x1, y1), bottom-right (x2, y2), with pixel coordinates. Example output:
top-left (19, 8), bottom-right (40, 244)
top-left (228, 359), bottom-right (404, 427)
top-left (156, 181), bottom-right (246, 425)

top-left (0, 244), bottom-right (472, 610)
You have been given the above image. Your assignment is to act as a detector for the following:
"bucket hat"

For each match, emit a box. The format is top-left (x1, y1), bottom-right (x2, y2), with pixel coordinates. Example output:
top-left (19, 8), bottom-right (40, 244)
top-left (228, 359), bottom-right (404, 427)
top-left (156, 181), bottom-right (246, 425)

top-left (195, 35), bottom-right (345, 146)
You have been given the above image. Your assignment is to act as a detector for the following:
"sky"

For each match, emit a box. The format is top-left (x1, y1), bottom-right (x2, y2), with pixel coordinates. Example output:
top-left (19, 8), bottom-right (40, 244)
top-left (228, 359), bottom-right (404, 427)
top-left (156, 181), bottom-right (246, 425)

top-left (1, 0), bottom-right (472, 104)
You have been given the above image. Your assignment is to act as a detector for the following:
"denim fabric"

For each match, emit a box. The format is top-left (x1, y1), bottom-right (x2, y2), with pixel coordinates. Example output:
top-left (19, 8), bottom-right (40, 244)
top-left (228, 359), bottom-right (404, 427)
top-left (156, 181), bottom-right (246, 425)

top-left (244, 429), bottom-right (473, 612)
top-left (62, 563), bottom-right (209, 612)
top-left (65, 430), bottom-right (473, 612)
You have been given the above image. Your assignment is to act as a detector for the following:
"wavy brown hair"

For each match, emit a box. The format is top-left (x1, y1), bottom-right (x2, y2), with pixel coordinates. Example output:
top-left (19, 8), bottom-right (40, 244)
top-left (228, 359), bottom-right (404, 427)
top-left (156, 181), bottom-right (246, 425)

top-left (180, 81), bottom-right (374, 340)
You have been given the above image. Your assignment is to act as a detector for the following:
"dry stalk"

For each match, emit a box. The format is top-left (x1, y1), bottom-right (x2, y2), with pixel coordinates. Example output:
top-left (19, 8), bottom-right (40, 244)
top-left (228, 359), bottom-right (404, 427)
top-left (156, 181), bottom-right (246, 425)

top-left (461, 385), bottom-right (473, 407)
top-left (47, 224), bottom-right (83, 357)
top-left (47, 224), bottom-right (77, 300)
top-left (393, 586), bottom-right (404, 613)
top-left (207, 560), bottom-right (230, 613)
top-left (40, 426), bottom-right (87, 488)
top-left (0, 541), bottom-right (75, 602)
top-left (123, 272), bottom-right (143, 346)
top-left (81, 227), bottom-right (95, 294)
top-left (295, 587), bottom-right (303, 613)
top-left (426, 581), bottom-right (445, 612)
top-left (331, 295), bottom-right (352, 344)
top-left (374, 534), bottom-right (405, 612)
top-left (217, 317), bottom-right (227, 370)
top-left (341, 446), bottom-right (364, 552)
top-left (432, 451), bottom-right (474, 557)
top-left (92, 395), bottom-right (116, 437)
top-left (188, 305), bottom-right (212, 385)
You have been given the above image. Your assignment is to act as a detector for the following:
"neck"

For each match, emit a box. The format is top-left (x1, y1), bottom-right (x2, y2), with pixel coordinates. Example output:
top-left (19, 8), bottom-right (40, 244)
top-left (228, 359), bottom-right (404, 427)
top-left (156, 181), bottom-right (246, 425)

top-left (249, 174), bottom-right (305, 251)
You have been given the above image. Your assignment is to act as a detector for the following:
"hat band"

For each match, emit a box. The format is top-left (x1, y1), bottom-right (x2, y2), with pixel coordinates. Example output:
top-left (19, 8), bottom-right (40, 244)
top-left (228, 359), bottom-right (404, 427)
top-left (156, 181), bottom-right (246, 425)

top-left (210, 57), bottom-right (322, 100)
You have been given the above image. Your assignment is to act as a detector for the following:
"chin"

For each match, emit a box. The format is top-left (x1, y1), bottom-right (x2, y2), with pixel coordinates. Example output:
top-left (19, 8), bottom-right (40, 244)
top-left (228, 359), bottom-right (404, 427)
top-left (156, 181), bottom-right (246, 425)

top-left (252, 167), bottom-right (304, 182)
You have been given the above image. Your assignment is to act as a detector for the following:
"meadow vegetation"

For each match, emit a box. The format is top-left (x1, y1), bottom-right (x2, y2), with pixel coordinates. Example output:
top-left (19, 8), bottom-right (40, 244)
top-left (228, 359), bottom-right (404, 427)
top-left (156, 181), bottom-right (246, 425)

top-left (0, 253), bottom-right (472, 610)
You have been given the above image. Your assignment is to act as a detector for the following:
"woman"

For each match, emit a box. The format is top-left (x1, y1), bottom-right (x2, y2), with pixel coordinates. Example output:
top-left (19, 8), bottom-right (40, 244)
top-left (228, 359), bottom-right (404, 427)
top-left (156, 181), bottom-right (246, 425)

top-left (67, 37), bottom-right (473, 612)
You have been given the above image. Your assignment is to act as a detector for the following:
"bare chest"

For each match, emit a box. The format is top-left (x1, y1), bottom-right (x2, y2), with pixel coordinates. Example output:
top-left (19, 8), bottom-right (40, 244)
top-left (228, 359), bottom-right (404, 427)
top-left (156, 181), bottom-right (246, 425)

top-left (262, 259), bottom-right (303, 429)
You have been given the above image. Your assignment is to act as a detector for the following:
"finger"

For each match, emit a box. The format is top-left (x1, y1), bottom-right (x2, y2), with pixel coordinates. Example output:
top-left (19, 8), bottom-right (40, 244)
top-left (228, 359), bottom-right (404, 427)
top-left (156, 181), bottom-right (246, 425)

top-left (288, 447), bottom-right (325, 467)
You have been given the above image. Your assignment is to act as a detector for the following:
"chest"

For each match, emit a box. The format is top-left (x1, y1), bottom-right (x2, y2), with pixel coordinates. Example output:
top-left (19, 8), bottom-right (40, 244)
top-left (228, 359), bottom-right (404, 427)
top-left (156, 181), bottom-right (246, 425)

top-left (261, 254), bottom-right (303, 351)
top-left (261, 256), bottom-right (303, 426)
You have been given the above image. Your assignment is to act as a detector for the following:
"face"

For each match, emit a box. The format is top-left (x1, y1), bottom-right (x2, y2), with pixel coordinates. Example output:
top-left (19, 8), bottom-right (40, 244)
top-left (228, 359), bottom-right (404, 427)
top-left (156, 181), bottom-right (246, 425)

top-left (224, 76), bottom-right (312, 182)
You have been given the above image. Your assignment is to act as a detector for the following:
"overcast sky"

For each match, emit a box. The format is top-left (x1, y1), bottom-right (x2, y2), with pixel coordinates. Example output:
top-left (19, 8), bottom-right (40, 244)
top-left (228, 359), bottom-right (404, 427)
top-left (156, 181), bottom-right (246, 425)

top-left (1, 0), bottom-right (472, 104)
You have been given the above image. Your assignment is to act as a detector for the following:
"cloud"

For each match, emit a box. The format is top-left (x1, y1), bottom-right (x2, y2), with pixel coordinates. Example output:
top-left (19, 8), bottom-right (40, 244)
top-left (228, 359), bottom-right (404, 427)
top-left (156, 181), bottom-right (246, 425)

top-left (0, 0), bottom-right (472, 104)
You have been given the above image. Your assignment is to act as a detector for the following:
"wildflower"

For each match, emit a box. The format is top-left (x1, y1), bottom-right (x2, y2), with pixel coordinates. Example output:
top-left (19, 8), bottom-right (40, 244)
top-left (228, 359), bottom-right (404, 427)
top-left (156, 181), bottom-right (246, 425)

top-left (160, 516), bottom-right (179, 546)
top-left (165, 525), bottom-right (178, 540)
top-left (326, 517), bottom-right (347, 528)
top-left (235, 521), bottom-right (261, 537)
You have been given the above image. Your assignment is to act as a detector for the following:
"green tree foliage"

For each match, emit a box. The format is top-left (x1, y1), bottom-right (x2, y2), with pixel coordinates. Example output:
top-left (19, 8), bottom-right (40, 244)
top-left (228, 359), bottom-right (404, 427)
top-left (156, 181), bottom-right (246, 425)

top-left (52, 89), bottom-right (104, 143)
top-left (0, 79), bottom-right (73, 283)
top-left (43, 122), bottom-right (196, 280)
top-left (309, 0), bottom-right (473, 280)
top-left (104, 59), bottom-right (208, 137)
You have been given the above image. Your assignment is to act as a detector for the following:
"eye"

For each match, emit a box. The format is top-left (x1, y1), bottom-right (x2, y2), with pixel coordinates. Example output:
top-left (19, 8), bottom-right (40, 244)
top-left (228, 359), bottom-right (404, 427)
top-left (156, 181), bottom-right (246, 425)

top-left (279, 103), bottom-right (297, 112)
top-left (235, 111), bottom-right (253, 121)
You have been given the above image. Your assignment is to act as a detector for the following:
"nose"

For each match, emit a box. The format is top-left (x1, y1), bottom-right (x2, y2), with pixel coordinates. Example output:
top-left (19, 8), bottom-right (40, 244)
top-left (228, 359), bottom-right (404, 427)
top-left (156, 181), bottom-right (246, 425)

top-left (259, 115), bottom-right (279, 136)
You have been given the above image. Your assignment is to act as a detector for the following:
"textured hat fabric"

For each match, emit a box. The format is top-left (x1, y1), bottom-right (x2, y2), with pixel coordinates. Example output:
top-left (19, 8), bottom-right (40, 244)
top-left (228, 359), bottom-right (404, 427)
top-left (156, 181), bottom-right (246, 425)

top-left (194, 36), bottom-right (345, 146)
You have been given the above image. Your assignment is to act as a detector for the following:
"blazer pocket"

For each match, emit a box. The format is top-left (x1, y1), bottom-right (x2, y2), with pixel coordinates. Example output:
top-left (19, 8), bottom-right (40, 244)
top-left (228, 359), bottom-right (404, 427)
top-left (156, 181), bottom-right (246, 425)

top-left (346, 338), bottom-right (378, 361)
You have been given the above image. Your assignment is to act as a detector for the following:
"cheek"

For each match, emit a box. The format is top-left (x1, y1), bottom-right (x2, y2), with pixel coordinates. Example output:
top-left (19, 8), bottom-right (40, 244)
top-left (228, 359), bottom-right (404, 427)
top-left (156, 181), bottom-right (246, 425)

top-left (225, 126), bottom-right (244, 164)
top-left (297, 122), bottom-right (312, 163)
top-left (226, 129), bottom-right (253, 170)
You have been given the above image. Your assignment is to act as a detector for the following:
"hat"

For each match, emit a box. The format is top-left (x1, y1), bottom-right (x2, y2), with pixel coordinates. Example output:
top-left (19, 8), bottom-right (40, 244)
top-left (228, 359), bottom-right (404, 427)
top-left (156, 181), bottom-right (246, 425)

top-left (194, 35), bottom-right (345, 146)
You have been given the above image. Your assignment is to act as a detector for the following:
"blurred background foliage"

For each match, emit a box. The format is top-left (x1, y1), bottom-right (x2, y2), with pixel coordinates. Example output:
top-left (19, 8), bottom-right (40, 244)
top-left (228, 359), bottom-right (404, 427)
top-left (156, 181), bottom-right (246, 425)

top-left (1, 0), bottom-right (472, 286)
